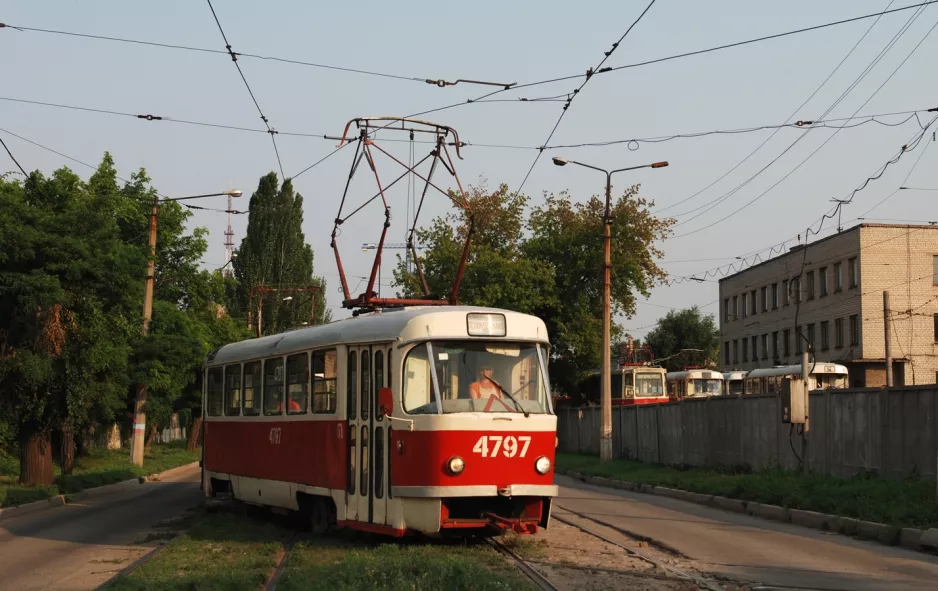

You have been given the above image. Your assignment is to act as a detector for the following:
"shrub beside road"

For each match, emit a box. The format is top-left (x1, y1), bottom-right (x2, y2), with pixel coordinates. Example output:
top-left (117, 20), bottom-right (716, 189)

top-left (0, 441), bottom-right (199, 508)
top-left (557, 452), bottom-right (938, 529)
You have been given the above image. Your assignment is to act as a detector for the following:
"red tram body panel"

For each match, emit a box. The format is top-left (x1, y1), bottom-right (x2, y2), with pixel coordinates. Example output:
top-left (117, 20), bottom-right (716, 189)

top-left (201, 307), bottom-right (558, 537)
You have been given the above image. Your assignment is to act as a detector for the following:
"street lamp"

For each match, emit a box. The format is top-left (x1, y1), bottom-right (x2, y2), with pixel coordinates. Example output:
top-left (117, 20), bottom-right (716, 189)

top-left (552, 156), bottom-right (669, 462)
top-left (130, 189), bottom-right (241, 467)
top-left (282, 296), bottom-right (294, 302)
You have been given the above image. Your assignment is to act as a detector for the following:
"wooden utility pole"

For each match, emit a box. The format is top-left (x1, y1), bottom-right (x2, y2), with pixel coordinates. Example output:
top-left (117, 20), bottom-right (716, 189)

top-left (130, 195), bottom-right (158, 467)
top-left (884, 291), bottom-right (893, 387)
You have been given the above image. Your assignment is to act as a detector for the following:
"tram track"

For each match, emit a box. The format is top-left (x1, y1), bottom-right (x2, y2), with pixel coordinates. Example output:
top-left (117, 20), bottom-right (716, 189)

top-left (551, 507), bottom-right (728, 591)
top-left (487, 537), bottom-right (560, 591)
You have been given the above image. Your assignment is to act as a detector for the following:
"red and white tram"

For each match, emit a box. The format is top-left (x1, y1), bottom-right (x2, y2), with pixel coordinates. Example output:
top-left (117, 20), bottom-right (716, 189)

top-left (201, 306), bottom-right (557, 537)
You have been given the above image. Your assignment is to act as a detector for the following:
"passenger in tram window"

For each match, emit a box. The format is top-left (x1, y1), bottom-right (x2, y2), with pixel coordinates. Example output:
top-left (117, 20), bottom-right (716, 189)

top-left (469, 366), bottom-right (501, 399)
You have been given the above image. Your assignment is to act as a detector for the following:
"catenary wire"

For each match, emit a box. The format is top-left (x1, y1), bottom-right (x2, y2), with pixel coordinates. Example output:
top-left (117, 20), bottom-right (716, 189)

top-left (205, 0), bottom-right (285, 179)
top-left (514, 0), bottom-right (659, 194)
top-left (0, 135), bottom-right (28, 176)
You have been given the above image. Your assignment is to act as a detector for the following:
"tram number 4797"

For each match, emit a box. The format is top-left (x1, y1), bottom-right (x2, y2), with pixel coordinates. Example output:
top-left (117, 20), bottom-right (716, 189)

top-left (472, 435), bottom-right (531, 458)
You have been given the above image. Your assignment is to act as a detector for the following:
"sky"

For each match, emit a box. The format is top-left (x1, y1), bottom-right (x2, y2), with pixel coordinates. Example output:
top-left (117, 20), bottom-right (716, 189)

top-left (3, 0), bottom-right (937, 339)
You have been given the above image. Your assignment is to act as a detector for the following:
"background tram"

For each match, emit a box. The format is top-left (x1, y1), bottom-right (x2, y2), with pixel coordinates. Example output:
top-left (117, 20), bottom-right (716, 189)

top-left (743, 363), bottom-right (849, 395)
top-left (666, 368), bottom-right (724, 400)
top-left (201, 306), bottom-right (557, 538)
top-left (577, 345), bottom-right (668, 406)
top-left (723, 371), bottom-right (746, 395)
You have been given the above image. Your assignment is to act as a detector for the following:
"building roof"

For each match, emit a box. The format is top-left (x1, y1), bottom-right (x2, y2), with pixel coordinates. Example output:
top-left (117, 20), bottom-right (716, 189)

top-left (718, 223), bottom-right (938, 283)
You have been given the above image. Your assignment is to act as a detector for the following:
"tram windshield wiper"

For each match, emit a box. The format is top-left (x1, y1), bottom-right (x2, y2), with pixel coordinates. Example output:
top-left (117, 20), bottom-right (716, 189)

top-left (486, 375), bottom-right (529, 418)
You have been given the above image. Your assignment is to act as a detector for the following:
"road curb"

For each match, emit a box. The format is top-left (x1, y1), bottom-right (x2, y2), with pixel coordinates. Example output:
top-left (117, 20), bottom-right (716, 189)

top-left (558, 468), bottom-right (934, 554)
top-left (0, 460), bottom-right (200, 524)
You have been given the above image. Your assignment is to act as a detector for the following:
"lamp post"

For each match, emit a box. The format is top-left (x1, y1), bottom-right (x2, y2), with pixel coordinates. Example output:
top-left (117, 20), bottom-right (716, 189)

top-left (130, 189), bottom-right (241, 467)
top-left (552, 156), bottom-right (668, 462)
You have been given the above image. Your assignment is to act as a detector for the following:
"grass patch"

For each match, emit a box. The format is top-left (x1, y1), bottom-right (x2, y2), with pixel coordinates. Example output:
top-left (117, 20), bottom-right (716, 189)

top-left (105, 513), bottom-right (288, 591)
top-left (279, 536), bottom-right (536, 591)
top-left (557, 452), bottom-right (938, 529)
top-left (0, 441), bottom-right (199, 507)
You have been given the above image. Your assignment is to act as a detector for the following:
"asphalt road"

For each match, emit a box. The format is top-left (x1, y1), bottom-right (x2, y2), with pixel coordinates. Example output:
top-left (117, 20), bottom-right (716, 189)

top-left (554, 474), bottom-right (938, 591)
top-left (0, 465), bottom-right (202, 591)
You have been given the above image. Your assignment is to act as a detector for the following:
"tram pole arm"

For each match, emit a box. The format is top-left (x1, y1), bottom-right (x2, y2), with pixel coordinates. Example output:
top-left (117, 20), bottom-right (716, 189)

top-left (552, 157), bottom-right (668, 462)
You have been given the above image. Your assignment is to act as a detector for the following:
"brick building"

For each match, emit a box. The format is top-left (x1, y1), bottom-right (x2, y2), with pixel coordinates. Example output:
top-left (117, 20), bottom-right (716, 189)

top-left (717, 223), bottom-right (938, 387)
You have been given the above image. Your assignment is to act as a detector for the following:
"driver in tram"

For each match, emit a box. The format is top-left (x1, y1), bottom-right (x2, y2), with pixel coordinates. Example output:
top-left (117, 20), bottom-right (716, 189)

top-left (469, 365), bottom-right (501, 399)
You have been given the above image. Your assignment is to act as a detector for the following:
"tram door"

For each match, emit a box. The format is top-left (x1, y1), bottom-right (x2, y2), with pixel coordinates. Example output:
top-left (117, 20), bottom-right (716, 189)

top-left (346, 344), bottom-right (390, 526)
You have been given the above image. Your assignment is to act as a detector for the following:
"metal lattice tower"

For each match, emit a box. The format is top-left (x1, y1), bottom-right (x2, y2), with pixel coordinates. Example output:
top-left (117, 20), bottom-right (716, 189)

top-left (223, 193), bottom-right (235, 276)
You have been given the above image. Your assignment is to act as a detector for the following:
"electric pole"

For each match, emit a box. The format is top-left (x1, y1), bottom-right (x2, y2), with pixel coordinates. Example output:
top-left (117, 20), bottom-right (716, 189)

top-left (884, 291), bottom-right (893, 387)
top-left (129, 190), bottom-right (241, 466)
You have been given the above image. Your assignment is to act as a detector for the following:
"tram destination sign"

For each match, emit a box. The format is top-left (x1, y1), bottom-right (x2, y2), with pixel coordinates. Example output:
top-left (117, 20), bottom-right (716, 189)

top-left (467, 313), bottom-right (507, 337)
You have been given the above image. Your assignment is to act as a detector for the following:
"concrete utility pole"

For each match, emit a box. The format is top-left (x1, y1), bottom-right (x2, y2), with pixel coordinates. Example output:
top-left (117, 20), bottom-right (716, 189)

top-left (130, 190), bottom-right (241, 467)
top-left (801, 348), bottom-right (810, 473)
top-left (552, 156), bottom-right (669, 462)
top-left (884, 291), bottom-right (893, 387)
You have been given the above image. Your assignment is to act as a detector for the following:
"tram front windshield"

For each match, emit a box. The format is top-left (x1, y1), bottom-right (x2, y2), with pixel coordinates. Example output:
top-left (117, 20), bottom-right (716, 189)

top-left (403, 341), bottom-right (550, 415)
top-left (691, 379), bottom-right (723, 395)
top-left (635, 373), bottom-right (664, 397)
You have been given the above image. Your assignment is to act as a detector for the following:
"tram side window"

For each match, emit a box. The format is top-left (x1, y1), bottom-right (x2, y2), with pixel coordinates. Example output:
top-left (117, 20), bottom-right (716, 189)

top-left (374, 427), bottom-right (384, 499)
top-left (242, 361), bottom-right (262, 416)
top-left (347, 351), bottom-right (357, 420)
top-left (207, 368), bottom-right (224, 416)
top-left (224, 365), bottom-right (241, 416)
top-left (403, 345), bottom-right (433, 413)
top-left (312, 349), bottom-right (337, 414)
top-left (286, 353), bottom-right (309, 415)
top-left (361, 351), bottom-right (371, 420)
top-left (375, 350), bottom-right (384, 420)
top-left (264, 357), bottom-right (285, 416)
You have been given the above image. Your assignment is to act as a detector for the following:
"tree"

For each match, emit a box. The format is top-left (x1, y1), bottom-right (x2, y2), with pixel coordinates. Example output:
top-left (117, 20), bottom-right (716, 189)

top-left (644, 306), bottom-right (720, 372)
top-left (393, 181), bottom-right (673, 396)
top-left (524, 188), bottom-right (672, 393)
top-left (0, 158), bottom-right (143, 484)
top-left (234, 173), bottom-right (328, 335)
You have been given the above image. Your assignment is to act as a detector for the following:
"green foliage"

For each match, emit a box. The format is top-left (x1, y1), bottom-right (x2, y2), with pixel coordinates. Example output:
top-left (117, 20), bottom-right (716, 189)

top-left (557, 452), bottom-right (938, 529)
top-left (393, 181), bottom-right (672, 395)
top-left (0, 441), bottom-right (198, 507)
top-left (0, 154), bottom-right (253, 483)
top-left (644, 306), bottom-right (720, 371)
top-left (234, 173), bottom-right (328, 335)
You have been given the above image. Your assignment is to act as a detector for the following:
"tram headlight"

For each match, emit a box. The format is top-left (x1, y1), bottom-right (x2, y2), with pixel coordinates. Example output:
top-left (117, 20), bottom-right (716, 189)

top-left (535, 456), bottom-right (552, 475)
top-left (447, 456), bottom-right (466, 475)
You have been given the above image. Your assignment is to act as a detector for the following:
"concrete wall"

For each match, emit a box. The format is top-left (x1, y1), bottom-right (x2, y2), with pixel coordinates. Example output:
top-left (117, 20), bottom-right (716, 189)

top-left (558, 386), bottom-right (938, 479)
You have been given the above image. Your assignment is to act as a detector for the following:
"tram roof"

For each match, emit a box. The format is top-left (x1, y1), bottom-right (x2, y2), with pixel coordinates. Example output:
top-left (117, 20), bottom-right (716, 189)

top-left (745, 363), bottom-right (848, 378)
top-left (666, 369), bottom-right (724, 380)
top-left (206, 306), bottom-right (549, 366)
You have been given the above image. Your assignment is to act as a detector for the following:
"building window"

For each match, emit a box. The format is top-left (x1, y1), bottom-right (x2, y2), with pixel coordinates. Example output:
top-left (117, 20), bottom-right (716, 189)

top-left (752, 335), bottom-right (758, 361)
top-left (783, 329), bottom-right (791, 357)
top-left (934, 314), bottom-right (938, 342)
top-left (741, 295), bottom-right (747, 318)
top-left (850, 314), bottom-right (860, 346)
top-left (807, 323), bottom-right (815, 352)
top-left (733, 340), bottom-right (739, 364)
top-left (761, 334), bottom-right (768, 359)
top-left (933, 256), bottom-right (938, 285)
top-left (820, 321), bottom-right (829, 351)
top-left (835, 318), bottom-right (844, 348)
top-left (742, 338), bottom-right (748, 362)
top-left (796, 326), bottom-right (803, 355)
top-left (724, 341), bottom-right (730, 365)
top-left (782, 279), bottom-right (790, 306)
top-left (834, 262), bottom-right (843, 292)
top-left (790, 277), bottom-right (800, 303)
top-left (723, 298), bottom-right (730, 322)
top-left (751, 291), bottom-right (758, 315)
top-left (772, 283), bottom-right (779, 309)
top-left (761, 287), bottom-right (768, 313)
top-left (772, 331), bottom-right (779, 359)
top-left (732, 295), bottom-right (738, 319)
top-left (849, 257), bottom-right (858, 288)
top-left (819, 267), bottom-right (828, 297)
top-left (806, 271), bottom-right (815, 301)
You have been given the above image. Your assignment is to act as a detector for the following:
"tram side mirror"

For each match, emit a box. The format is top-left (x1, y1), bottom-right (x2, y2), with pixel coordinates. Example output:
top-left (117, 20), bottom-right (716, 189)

top-left (379, 387), bottom-right (394, 417)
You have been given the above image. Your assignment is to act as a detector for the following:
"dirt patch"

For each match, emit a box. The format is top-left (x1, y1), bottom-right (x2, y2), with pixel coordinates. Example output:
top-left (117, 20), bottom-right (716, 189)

top-left (505, 521), bottom-right (703, 590)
